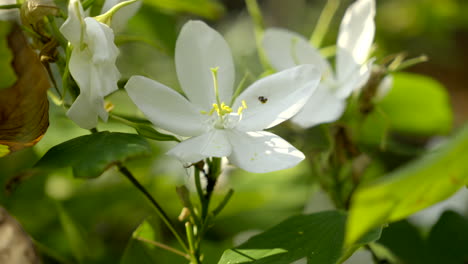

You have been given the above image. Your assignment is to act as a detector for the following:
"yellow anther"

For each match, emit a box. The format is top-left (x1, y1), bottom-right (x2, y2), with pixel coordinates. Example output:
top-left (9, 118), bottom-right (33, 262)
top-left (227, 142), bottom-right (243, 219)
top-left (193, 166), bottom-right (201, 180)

top-left (220, 103), bottom-right (232, 114)
top-left (237, 100), bottom-right (248, 115)
top-left (200, 110), bottom-right (208, 115)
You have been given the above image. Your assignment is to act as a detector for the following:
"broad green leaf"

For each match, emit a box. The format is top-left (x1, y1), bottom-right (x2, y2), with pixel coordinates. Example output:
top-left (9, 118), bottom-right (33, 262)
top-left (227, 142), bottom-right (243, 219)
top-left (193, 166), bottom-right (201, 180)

top-left (56, 203), bottom-right (89, 264)
top-left (145, 0), bottom-right (224, 20)
top-left (0, 21), bottom-right (16, 90)
top-left (378, 220), bottom-right (428, 264)
top-left (379, 211), bottom-right (468, 264)
top-left (426, 211), bottom-right (468, 263)
top-left (218, 211), bottom-right (381, 264)
top-left (346, 125), bottom-right (468, 245)
top-left (33, 132), bottom-right (151, 178)
top-left (376, 72), bottom-right (452, 136)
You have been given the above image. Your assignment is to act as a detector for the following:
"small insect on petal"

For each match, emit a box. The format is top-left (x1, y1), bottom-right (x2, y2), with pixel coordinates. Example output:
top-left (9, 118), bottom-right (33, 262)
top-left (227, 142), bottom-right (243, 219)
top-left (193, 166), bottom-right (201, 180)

top-left (258, 96), bottom-right (268, 104)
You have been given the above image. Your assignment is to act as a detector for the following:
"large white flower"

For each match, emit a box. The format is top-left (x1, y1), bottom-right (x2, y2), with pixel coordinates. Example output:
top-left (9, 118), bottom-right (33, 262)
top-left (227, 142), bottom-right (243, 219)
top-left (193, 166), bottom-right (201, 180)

top-left (125, 21), bottom-right (321, 173)
top-left (263, 0), bottom-right (375, 128)
top-left (60, 0), bottom-right (120, 129)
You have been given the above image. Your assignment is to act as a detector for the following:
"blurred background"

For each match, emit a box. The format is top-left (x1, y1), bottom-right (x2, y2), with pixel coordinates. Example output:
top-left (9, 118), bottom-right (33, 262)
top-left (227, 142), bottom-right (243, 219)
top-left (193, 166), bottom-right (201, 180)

top-left (1, 0), bottom-right (467, 263)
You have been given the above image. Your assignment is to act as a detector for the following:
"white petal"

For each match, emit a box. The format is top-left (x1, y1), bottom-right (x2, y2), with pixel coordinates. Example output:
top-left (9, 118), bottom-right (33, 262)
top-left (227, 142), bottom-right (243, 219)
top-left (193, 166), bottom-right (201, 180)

top-left (60, 0), bottom-right (85, 46)
top-left (262, 28), bottom-right (332, 75)
top-left (233, 64), bottom-right (320, 131)
top-left (336, 60), bottom-right (372, 98)
top-left (167, 130), bottom-right (232, 164)
top-left (336, 0), bottom-right (375, 80)
top-left (68, 41), bottom-right (119, 114)
top-left (375, 75), bottom-right (393, 101)
top-left (84, 18), bottom-right (119, 63)
top-left (125, 75), bottom-right (208, 137)
top-left (175, 20), bottom-right (235, 110)
top-left (101, 0), bottom-right (141, 32)
top-left (291, 84), bottom-right (346, 128)
top-left (227, 130), bottom-right (305, 173)
top-left (69, 47), bottom-right (92, 95)
top-left (67, 93), bottom-right (105, 129)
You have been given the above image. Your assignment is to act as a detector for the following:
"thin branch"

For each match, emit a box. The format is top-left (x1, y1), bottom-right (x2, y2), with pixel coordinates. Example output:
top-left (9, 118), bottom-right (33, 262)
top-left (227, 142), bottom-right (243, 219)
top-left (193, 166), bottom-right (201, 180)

top-left (135, 236), bottom-right (191, 260)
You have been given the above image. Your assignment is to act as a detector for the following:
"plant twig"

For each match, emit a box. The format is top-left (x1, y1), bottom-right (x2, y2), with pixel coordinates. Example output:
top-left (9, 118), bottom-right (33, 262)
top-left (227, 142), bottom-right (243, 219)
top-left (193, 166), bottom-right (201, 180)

top-left (117, 164), bottom-right (190, 254)
top-left (135, 236), bottom-right (191, 260)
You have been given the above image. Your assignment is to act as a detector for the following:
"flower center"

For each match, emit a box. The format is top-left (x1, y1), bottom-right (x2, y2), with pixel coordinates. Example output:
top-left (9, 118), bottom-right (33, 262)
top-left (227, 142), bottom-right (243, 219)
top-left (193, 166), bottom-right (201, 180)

top-left (200, 67), bottom-right (248, 129)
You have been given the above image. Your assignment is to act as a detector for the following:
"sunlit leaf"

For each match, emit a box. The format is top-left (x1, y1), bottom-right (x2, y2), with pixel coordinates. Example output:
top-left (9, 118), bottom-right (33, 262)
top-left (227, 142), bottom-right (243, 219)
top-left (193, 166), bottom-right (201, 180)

top-left (31, 132), bottom-right (151, 178)
top-left (218, 211), bottom-right (381, 264)
top-left (0, 24), bottom-right (49, 155)
top-left (346, 125), bottom-right (468, 245)
top-left (376, 72), bottom-right (452, 136)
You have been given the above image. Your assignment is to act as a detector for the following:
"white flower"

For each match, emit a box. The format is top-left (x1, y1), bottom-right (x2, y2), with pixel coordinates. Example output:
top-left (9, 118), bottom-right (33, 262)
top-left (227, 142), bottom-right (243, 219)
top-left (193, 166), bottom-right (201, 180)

top-left (125, 21), bottom-right (320, 173)
top-left (101, 0), bottom-right (141, 32)
top-left (60, 0), bottom-right (120, 129)
top-left (263, 0), bottom-right (376, 128)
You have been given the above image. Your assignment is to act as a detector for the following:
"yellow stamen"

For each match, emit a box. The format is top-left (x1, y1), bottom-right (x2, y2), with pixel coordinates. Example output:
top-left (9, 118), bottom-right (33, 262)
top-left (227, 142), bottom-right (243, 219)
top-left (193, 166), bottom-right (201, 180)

top-left (237, 100), bottom-right (248, 115)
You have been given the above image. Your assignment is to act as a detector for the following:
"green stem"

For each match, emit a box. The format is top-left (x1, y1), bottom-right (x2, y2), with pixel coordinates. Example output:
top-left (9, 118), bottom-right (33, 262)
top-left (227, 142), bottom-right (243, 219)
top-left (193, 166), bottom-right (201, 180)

top-left (310, 0), bottom-right (340, 47)
top-left (185, 222), bottom-right (201, 264)
top-left (117, 164), bottom-right (190, 254)
top-left (0, 3), bottom-right (21, 9)
top-left (212, 189), bottom-right (234, 216)
top-left (245, 0), bottom-right (273, 72)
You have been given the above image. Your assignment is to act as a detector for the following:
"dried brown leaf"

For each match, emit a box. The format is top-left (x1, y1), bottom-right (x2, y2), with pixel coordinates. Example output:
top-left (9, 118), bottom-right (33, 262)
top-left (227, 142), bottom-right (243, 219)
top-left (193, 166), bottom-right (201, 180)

top-left (0, 24), bottom-right (50, 157)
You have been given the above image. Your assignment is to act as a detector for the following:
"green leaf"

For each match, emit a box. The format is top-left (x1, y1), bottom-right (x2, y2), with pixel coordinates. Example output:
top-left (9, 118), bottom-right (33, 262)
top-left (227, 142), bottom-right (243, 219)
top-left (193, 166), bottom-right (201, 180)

top-left (145, 0), bottom-right (224, 20)
top-left (376, 72), bottom-right (452, 136)
top-left (218, 211), bottom-right (381, 264)
top-left (134, 123), bottom-right (180, 142)
top-left (379, 211), bottom-right (468, 264)
top-left (0, 21), bottom-right (16, 90)
top-left (378, 220), bottom-right (428, 264)
top-left (346, 125), bottom-right (468, 245)
top-left (34, 132), bottom-right (151, 178)
top-left (426, 211), bottom-right (468, 263)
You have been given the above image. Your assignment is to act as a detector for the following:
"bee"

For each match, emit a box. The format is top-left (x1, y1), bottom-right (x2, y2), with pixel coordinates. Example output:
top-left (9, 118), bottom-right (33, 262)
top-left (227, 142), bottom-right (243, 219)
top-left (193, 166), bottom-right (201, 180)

top-left (258, 96), bottom-right (268, 104)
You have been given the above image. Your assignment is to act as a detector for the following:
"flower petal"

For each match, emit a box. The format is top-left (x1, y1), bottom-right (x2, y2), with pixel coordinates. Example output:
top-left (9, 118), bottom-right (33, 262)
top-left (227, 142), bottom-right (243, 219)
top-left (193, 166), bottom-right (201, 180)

top-left (227, 130), bottom-right (305, 173)
top-left (84, 18), bottom-right (119, 63)
top-left (60, 0), bottom-right (85, 46)
top-left (125, 75), bottom-right (208, 137)
top-left (167, 130), bottom-right (232, 164)
top-left (101, 0), bottom-right (141, 32)
top-left (262, 28), bottom-right (332, 75)
top-left (67, 92), bottom-right (105, 129)
top-left (291, 84), bottom-right (346, 128)
top-left (233, 64), bottom-right (320, 131)
top-left (375, 74), bottom-right (393, 101)
top-left (336, 0), bottom-right (375, 81)
top-left (336, 60), bottom-right (372, 98)
top-left (175, 20), bottom-right (235, 110)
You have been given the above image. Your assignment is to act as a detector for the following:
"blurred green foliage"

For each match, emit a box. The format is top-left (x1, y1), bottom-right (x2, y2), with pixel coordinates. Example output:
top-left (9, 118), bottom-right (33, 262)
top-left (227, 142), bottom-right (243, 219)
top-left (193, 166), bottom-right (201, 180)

top-left (1, 0), bottom-right (467, 263)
